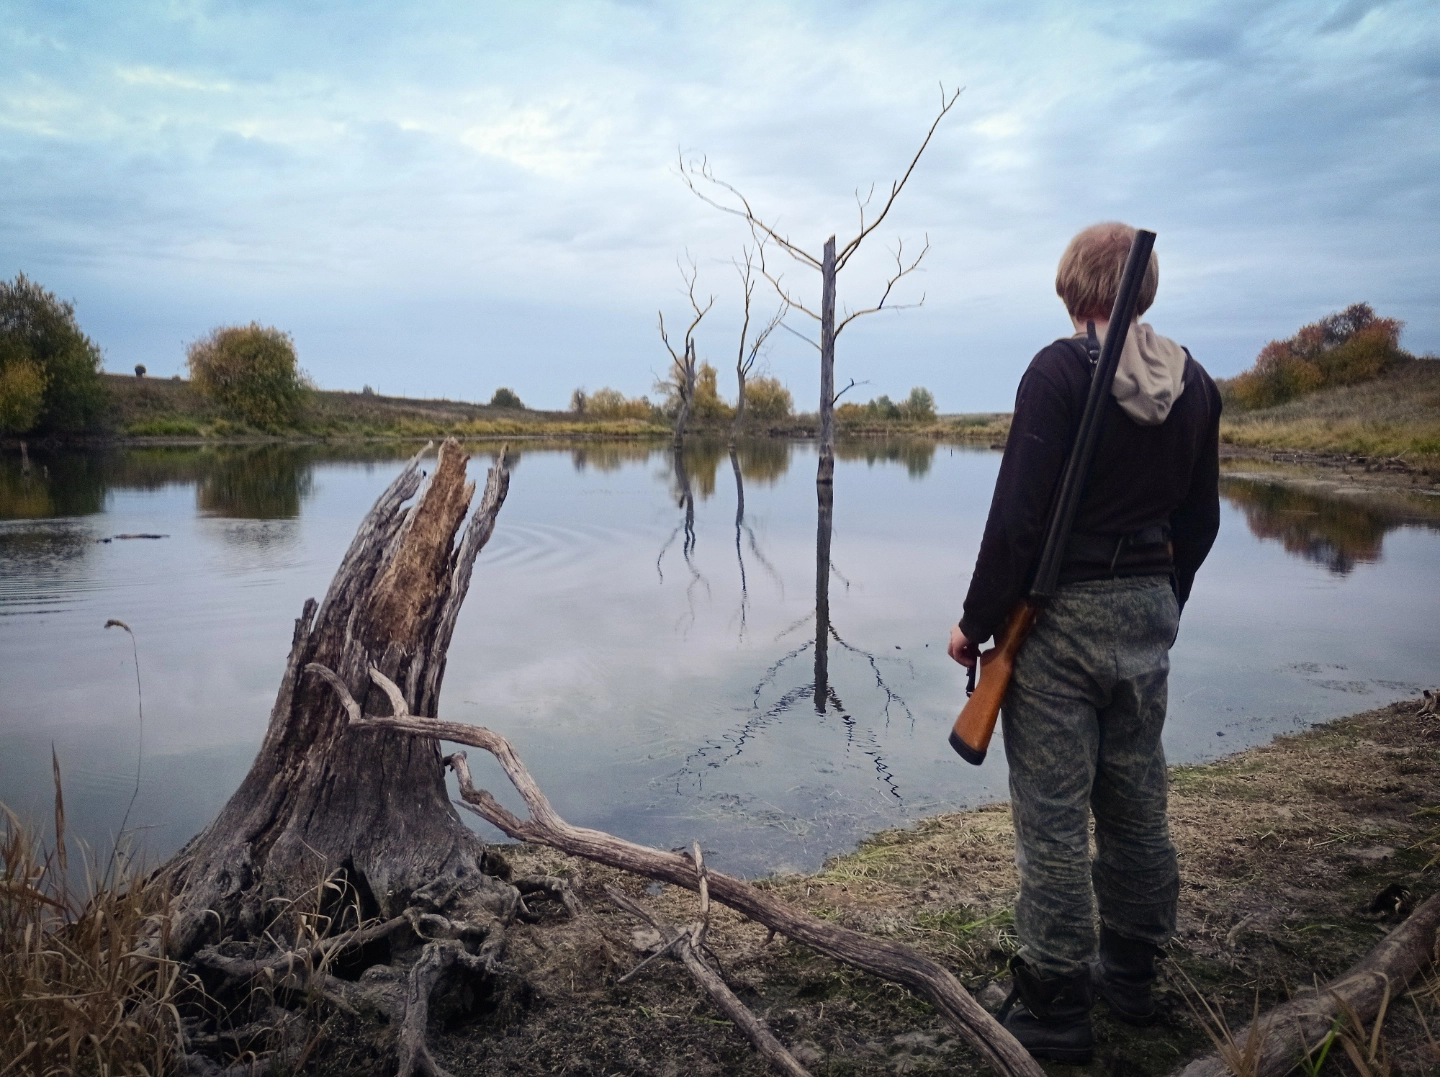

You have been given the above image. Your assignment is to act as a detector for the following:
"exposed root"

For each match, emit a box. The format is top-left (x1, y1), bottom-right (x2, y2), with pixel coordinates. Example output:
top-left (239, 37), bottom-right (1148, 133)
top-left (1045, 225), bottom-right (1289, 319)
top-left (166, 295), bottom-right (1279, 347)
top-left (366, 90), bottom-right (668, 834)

top-left (305, 662), bottom-right (1044, 1077)
top-left (605, 882), bottom-right (812, 1077)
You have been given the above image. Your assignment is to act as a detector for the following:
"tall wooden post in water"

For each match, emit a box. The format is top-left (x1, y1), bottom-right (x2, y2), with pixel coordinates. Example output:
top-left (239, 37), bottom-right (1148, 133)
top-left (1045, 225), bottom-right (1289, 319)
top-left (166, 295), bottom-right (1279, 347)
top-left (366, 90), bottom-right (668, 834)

top-left (818, 236), bottom-right (836, 485)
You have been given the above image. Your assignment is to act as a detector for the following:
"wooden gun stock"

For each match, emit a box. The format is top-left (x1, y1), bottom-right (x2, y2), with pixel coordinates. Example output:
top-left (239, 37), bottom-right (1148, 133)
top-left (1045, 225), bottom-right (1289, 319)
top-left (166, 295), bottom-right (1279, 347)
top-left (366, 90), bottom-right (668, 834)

top-left (948, 601), bottom-right (1039, 765)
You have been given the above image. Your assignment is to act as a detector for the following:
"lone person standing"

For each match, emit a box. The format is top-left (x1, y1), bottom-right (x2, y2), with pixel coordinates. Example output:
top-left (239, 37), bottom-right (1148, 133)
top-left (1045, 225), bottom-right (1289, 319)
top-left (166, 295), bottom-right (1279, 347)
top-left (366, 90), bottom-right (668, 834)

top-left (948, 222), bottom-right (1222, 1062)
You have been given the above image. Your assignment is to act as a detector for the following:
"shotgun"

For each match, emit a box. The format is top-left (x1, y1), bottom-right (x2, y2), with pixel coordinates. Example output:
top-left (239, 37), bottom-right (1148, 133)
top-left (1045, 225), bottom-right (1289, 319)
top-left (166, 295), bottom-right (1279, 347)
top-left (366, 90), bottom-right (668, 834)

top-left (949, 229), bottom-right (1157, 765)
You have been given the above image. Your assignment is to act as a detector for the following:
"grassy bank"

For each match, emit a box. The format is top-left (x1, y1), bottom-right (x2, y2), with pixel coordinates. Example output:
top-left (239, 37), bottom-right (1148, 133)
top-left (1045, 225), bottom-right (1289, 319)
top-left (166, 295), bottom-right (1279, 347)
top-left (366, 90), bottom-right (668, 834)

top-left (101, 373), bottom-right (670, 440)
top-left (1220, 358), bottom-right (1440, 478)
top-left (462, 698), bottom-right (1440, 1076)
top-left (93, 373), bottom-right (1009, 445)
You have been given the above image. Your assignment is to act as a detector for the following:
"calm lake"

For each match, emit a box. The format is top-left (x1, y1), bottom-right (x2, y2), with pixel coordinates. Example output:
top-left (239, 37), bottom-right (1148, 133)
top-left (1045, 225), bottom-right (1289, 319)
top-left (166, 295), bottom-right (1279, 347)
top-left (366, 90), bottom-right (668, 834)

top-left (2, 441), bottom-right (1438, 877)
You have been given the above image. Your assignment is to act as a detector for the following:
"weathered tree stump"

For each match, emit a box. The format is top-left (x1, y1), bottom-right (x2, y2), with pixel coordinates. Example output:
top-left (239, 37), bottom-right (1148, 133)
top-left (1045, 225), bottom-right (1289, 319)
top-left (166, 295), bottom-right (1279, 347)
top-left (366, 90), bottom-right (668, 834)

top-left (163, 440), bottom-right (516, 956)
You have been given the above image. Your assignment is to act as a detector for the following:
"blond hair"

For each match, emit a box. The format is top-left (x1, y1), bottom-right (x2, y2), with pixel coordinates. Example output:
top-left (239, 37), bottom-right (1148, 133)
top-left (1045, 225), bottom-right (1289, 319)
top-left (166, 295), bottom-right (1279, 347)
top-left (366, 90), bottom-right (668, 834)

top-left (1055, 222), bottom-right (1158, 321)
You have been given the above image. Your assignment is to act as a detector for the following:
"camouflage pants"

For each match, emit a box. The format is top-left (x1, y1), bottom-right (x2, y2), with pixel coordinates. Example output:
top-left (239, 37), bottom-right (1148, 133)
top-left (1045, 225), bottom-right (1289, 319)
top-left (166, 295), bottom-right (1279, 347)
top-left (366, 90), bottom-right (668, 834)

top-left (1000, 576), bottom-right (1180, 977)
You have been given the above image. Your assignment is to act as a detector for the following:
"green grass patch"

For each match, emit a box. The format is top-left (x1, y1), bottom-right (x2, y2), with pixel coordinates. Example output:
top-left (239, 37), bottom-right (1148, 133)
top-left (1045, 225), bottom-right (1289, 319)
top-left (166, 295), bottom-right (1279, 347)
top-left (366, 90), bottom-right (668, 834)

top-left (126, 417), bottom-right (204, 436)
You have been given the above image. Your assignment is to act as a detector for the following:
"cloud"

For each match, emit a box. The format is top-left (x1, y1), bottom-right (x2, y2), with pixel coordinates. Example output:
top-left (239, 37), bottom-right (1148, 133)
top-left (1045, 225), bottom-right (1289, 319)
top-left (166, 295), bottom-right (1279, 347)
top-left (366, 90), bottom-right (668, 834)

top-left (0, 0), bottom-right (1435, 410)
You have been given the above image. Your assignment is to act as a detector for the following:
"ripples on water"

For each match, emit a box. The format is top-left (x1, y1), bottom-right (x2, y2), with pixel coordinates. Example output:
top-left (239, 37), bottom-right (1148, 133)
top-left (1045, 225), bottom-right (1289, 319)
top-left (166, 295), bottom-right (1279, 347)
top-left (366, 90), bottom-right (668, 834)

top-left (1, 443), bottom-right (1437, 877)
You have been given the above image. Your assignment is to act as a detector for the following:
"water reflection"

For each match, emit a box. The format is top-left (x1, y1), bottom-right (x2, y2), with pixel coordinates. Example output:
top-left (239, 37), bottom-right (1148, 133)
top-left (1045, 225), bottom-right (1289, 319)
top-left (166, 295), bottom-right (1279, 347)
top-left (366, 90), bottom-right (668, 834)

top-left (656, 446), bottom-right (708, 626)
top-left (196, 448), bottom-right (314, 519)
top-left (1220, 476), bottom-right (1440, 574)
top-left (678, 458), bottom-right (909, 802)
top-left (0, 453), bottom-right (107, 518)
top-left (837, 439), bottom-right (937, 478)
top-left (729, 448), bottom-right (784, 638)
top-left (5, 441), bottom-right (1440, 876)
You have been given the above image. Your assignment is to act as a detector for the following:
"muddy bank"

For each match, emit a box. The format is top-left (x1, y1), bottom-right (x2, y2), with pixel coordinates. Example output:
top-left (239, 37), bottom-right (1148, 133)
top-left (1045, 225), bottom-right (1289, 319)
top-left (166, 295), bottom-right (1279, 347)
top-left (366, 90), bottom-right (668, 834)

top-left (375, 698), bottom-right (1440, 1077)
top-left (1221, 445), bottom-right (1440, 503)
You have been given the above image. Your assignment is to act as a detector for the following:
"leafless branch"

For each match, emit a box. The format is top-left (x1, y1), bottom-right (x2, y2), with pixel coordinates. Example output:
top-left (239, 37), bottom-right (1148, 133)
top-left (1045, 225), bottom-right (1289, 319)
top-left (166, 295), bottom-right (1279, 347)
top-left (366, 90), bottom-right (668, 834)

top-left (836, 234), bottom-right (930, 336)
top-left (778, 321), bottom-right (821, 353)
top-left (677, 151), bottom-right (821, 270)
top-left (832, 378), bottom-right (866, 405)
top-left (754, 241), bottom-right (820, 322)
top-left (658, 255), bottom-right (716, 373)
top-left (835, 83), bottom-right (962, 270)
top-left (734, 246), bottom-right (788, 380)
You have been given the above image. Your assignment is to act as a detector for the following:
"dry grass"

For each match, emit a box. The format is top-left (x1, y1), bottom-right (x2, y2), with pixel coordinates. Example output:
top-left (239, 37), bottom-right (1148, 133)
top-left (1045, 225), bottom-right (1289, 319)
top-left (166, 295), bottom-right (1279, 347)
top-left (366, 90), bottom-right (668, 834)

top-left (1221, 359), bottom-right (1440, 472)
top-left (0, 789), bottom-right (188, 1077)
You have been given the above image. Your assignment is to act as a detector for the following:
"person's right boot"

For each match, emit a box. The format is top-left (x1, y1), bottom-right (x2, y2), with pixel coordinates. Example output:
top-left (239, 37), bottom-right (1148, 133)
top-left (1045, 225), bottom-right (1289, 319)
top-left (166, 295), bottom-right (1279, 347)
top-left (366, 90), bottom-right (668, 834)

top-left (1091, 925), bottom-right (1161, 1025)
top-left (998, 957), bottom-right (1094, 1064)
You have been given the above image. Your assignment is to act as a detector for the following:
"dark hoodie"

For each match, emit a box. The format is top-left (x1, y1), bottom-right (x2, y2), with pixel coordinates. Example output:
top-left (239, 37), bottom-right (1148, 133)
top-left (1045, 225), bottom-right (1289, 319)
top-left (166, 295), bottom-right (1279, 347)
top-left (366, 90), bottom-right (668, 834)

top-left (958, 335), bottom-right (1222, 647)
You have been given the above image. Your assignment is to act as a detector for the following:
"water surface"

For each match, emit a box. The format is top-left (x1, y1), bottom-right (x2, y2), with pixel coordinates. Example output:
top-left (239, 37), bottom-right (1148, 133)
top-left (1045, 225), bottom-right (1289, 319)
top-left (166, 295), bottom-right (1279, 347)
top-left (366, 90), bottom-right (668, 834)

top-left (2, 442), bottom-right (1437, 876)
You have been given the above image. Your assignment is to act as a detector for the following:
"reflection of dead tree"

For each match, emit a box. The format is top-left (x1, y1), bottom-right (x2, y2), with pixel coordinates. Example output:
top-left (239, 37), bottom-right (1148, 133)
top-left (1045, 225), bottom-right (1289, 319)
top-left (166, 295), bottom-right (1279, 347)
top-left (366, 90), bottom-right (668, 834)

top-left (683, 477), bottom-right (907, 800)
top-left (680, 84), bottom-right (961, 483)
top-left (731, 246), bottom-right (786, 445)
top-left (306, 668), bottom-right (1044, 1077)
top-left (656, 445), bottom-right (709, 628)
top-left (658, 256), bottom-right (714, 449)
top-left (730, 448), bottom-right (784, 641)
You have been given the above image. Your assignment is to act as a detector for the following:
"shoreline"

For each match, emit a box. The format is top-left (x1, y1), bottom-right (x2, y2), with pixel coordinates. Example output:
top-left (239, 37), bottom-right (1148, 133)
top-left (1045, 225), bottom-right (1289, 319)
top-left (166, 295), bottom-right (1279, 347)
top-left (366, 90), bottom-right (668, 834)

top-left (459, 696), bottom-right (1439, 1076)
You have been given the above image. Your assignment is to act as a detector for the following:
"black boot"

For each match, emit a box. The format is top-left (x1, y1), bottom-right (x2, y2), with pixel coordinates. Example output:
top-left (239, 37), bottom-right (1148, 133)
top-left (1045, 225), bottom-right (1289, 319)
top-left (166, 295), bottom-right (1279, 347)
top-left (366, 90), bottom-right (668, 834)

top-left (1091, 925), bottom-right (1161, 1025)
top-left (998, 957), bottom-right (1094, 1064)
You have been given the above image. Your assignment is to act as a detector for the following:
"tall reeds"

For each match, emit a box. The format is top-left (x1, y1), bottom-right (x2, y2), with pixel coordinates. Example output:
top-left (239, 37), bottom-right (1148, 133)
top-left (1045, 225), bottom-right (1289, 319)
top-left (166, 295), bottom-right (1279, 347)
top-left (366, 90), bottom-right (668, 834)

top-left (1, 772), bottom-right (187, 1077)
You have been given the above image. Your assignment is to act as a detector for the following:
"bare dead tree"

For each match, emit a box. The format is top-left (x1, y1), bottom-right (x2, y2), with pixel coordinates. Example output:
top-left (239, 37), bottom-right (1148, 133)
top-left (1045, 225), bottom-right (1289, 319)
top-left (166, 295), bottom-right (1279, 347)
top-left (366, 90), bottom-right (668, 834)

top-left (658, 255), bottom-right (715, 448)
top-left (731, 245), bottom-right (786, 444)
top-left (160, 440), bottom-right (520, 960)
top-left (680, 83), bottom-right (962, 483)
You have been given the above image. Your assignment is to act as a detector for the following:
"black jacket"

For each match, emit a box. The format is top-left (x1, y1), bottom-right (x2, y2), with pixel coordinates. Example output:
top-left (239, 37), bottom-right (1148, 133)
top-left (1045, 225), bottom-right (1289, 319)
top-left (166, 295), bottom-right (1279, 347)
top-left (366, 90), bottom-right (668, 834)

top-left (959, 338), bottom-right (1222, 646)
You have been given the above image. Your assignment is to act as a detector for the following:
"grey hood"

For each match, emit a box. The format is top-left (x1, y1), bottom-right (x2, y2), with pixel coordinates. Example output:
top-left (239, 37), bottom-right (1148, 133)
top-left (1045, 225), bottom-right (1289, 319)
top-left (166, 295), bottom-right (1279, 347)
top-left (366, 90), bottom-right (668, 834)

top-left (1076, 321), bottom-right (1188, 425)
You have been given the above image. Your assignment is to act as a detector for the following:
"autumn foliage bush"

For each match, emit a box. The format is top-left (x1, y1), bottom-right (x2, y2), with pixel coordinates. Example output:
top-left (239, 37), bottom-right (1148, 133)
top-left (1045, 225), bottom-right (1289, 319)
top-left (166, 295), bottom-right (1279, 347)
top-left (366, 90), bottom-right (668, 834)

top-left (837, 386), bottom-right (938, 424)
top-left (572, 386), bottom-right (657, 420)
top-left (0, 274), bottom-right (105, 435)
top-left (742, 375), bottom-right (793, 421)
top-left (1227, 303), bottom-right (1410, 410)
top-left (186, 322), bottom-right (308, 428)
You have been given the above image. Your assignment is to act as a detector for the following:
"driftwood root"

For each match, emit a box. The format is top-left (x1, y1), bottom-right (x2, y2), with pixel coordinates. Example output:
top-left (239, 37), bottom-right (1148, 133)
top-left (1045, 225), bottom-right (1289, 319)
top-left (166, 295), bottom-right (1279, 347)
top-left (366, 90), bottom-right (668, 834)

top-left (306, 663), bottom-right (1044, 1077)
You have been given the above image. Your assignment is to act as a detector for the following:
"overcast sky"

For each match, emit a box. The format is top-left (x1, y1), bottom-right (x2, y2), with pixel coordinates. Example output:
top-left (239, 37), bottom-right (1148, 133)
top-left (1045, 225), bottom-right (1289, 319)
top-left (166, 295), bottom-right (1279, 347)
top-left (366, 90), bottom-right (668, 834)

top-left (2, 0), bottom-right (1436, 412)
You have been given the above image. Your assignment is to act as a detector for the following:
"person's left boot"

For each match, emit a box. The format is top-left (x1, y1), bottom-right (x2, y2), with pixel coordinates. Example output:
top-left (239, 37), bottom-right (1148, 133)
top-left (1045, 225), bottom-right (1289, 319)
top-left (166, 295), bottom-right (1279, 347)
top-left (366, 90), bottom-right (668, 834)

top-left (1091, 925), bottom-right (1162, 1025)
top-left (998, 957), bottom-right (1094, 1064)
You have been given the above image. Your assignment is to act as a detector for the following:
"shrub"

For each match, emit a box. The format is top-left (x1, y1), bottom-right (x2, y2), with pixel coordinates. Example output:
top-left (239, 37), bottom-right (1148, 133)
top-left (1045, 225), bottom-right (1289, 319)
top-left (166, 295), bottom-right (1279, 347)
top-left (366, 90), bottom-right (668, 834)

top-left (584, 387), bottom-right (655, 420)
top-left (835, 387), bottom-right (936, 425)
top-left (692, 363), bottom-right (733, 422)
top-left (744, 376), bottom-right (793, 420)
top-left (490, 387), bottom-right (524, 409)
top-left (900, 386), bottom-right (937, 421)
top-left (1227, 303), bottom-right (1409, 410)
top-left (187, 323), bottom-right (307, 428)
top-left (0, 358), bottom-right (48, 435)
top-left (0, 273), bottom-right (106, 433)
